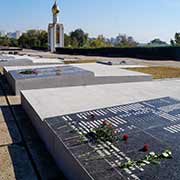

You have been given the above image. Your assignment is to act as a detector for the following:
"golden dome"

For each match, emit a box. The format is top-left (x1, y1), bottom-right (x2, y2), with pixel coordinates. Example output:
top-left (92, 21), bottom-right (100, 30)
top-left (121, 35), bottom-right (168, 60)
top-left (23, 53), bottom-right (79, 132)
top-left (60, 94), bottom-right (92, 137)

top-left (52, 1), bottom-right (60, 15)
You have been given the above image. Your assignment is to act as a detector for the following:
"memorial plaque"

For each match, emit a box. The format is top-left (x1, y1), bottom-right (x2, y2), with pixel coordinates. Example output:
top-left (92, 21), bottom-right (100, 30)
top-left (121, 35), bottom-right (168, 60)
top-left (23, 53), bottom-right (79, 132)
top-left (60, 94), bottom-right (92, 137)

top-left (45, 97), bottom-right (180, 180)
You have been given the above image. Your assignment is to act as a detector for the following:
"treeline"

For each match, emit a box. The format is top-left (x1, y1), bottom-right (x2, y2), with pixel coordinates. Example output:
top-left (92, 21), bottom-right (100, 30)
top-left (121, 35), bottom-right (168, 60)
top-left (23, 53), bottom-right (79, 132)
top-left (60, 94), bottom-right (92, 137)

top-left (0, 29), bottom-right (137, 49)
top-left (0, 36), bottom-right (18, 47)
top-left (18, 30), bottom-right (48, 49)
top-left (0, 30), bottom-right (48, 50)
top-left (1, 28), bottom-right (180, 50)
top-left (64, 29), bottom-right (137, 48)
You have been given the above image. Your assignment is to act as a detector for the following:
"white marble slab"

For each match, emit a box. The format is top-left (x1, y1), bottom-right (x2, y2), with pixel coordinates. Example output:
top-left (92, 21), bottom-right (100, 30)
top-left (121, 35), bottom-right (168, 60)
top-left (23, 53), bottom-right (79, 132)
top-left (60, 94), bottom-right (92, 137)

top-left (21, 79), bottom-right (180, 120)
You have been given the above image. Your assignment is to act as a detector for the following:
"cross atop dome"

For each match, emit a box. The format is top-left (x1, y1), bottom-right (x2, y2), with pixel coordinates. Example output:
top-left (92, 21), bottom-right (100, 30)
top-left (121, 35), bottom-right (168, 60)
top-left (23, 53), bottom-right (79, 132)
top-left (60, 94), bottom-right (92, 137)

top-left (51, 0), bottom-right (60, 24)
top-left (52, 0), bottom-right (60, 16)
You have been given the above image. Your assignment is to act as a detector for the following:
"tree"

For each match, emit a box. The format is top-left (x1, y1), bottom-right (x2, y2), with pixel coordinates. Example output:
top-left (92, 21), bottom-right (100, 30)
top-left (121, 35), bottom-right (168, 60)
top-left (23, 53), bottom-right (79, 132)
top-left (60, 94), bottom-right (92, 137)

top-left (170, 33), bottom-right (180, 46)
top-left (0, 36), bottom-right (18, 47)
top-left (89, 35), bottom-right (109, 48)
top-left (114, 34), bottom-right (137, 47)
top-left (64, 33), bottom-right (71, 47)
top-left (18, 33), bottom-right (30, 48)
top-left (149, 38), bottom-right (167, 46)
top-left (170, 39), bottom-right (175, 46)
top-left (39, 31), bottom-right (48, 48)
top-left (18, 30), bottom-right (48, 49)
top-left (175, 33), bottom-right (180, 45)
top-left (9, 38), bottom-right (18, 47)
top-left (70, 29), bottom-right (88, 48)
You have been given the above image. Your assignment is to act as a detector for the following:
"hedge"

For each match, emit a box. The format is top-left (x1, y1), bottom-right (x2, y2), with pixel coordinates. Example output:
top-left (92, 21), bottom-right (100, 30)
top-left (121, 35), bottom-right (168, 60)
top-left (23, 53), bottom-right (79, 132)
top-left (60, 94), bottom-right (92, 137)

top-left (56, 47), bottom-right (180, 61)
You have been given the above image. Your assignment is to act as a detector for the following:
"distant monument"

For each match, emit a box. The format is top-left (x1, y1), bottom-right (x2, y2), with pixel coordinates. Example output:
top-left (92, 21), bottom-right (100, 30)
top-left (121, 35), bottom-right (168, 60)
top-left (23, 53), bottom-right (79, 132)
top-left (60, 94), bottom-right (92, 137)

top-left (48, 0), bottom-right (64, 52)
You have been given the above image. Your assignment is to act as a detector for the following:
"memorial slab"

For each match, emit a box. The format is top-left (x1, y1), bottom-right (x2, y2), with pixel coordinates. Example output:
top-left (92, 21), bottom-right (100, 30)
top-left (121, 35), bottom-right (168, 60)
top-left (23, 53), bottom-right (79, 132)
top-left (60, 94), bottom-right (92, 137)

top-left (0, 55), bottom-right (33, 66)
top-left (5, 65), bottom-right (95, 95)
top-left (0, 55), bottom-right (63, 67)
top-left (96, 60), bottom-right (140, 66)
top-left (21, 80), bottom-right (180, 180)
top-left (4, 63), bottom-right (152, 95)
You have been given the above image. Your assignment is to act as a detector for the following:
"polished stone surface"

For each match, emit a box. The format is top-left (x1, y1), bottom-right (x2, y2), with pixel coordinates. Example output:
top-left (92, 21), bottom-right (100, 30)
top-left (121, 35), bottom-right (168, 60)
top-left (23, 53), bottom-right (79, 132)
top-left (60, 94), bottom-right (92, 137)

top-left (44, 97), bottom-right (180, 180)
top-left (10, 65), bottom-right (94, 80)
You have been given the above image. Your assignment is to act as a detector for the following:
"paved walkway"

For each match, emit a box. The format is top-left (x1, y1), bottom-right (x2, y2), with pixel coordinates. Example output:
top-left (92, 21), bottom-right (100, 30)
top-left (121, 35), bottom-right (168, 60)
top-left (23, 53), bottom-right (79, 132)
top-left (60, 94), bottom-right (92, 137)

top-left (2, 49), bottom-right (180, 68)
top-left (0, 73), bottom-right (66, 180)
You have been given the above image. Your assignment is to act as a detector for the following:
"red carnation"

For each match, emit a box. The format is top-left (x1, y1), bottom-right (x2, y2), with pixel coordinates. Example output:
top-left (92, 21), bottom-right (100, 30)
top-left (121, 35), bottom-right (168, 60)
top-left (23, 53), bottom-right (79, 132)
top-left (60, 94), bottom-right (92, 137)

top-left (123, 134), bottom-right (129, 141)
top-left (103, 120), bottom-right (111, 126)
top-left (108, 122), bottom-right (113, 128)
top-left (143, 144), bottom-right (149, 152)
top-left (103, 120), bottom-right (108, 125)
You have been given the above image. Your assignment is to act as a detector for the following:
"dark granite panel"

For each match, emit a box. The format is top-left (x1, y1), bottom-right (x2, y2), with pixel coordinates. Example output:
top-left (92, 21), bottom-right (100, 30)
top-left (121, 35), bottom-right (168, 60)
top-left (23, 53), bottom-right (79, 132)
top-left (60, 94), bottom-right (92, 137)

top-left (44, 97), bottom-right (180, 180)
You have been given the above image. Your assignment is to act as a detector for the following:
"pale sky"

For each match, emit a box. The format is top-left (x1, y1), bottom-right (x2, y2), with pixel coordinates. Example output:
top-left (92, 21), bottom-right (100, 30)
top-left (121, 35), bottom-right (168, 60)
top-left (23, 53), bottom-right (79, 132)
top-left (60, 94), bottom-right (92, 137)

top-left (0, 0), bottom-right (180, 43)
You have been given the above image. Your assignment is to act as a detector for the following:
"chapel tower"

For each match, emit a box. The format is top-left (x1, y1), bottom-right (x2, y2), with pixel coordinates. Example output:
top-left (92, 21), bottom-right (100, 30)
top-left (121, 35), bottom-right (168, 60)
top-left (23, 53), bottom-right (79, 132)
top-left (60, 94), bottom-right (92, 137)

top-left (48, 0), bottom-right (64, 52)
